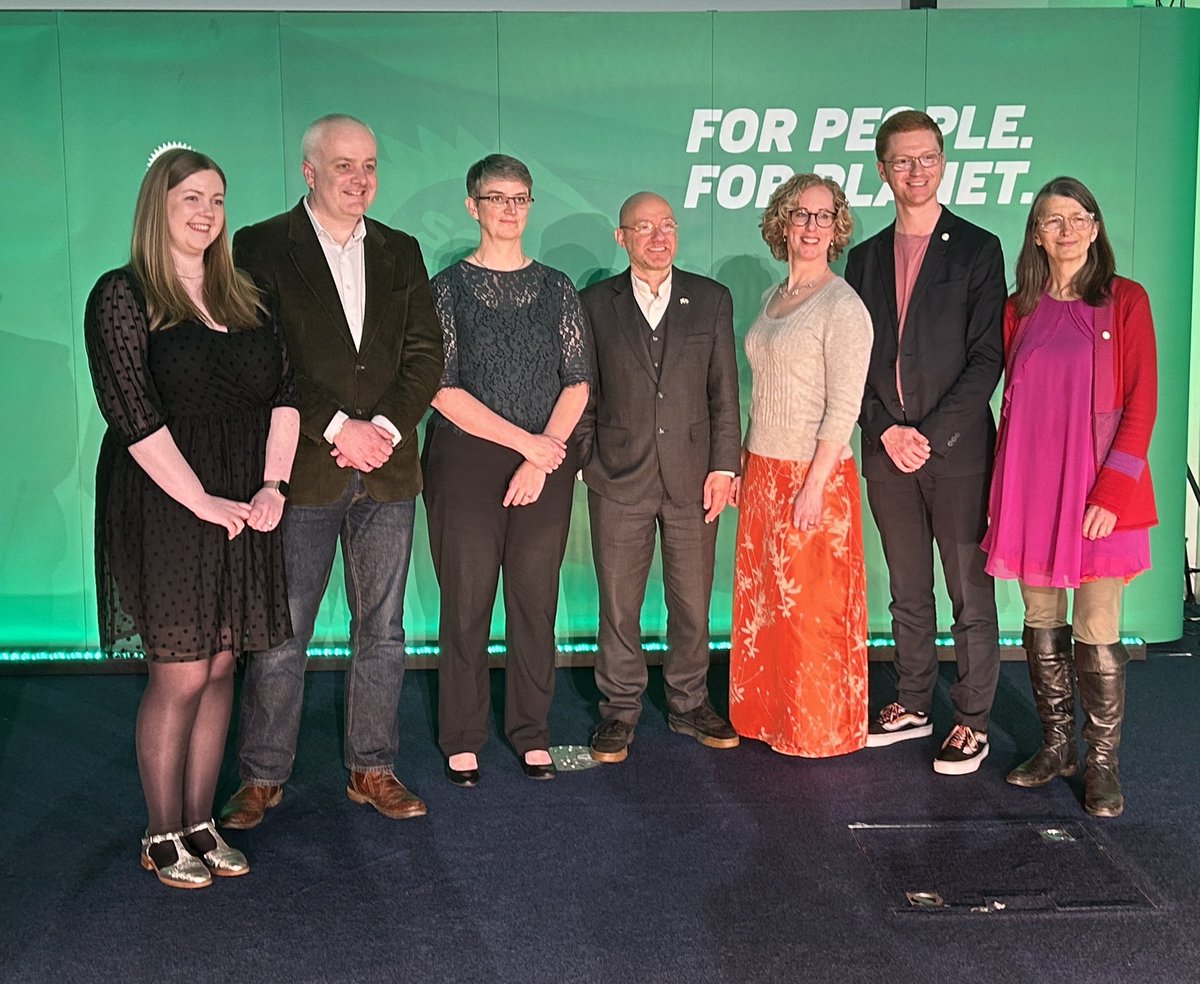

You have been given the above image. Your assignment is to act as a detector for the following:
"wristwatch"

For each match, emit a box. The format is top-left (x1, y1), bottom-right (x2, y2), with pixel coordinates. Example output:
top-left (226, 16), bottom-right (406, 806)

top-left (263, 480), bottom-right (291, 498)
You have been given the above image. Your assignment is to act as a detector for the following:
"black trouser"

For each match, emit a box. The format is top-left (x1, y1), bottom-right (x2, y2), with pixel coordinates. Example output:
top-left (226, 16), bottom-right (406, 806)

top-left (423, 425), bottom-right (577, 757)
top-left (865, 467), bottom-right (999, 731)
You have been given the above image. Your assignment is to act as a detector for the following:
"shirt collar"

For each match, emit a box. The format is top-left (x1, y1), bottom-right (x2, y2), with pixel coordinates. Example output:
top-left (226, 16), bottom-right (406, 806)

top-left (303, 196), bottom-right (366, 248)
top-left (630, 268), bottom-right (672, 302)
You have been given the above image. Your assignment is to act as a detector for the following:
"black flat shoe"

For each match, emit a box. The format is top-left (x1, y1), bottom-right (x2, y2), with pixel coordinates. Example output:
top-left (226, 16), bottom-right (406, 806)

top-left (519, 755), bottom-right (556, 781)
top-left (445, 760), bottom-right (480, 787)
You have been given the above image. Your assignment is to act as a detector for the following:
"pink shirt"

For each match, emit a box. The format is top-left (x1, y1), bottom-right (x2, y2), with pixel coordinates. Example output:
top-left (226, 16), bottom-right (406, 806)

top-left (894, 231), bottom-right (932, 408)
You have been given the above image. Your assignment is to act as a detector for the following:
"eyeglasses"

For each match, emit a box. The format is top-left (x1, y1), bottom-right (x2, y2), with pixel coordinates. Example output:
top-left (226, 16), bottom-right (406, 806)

top-left (475, 194), bottom-right (534, 209)
top-left (788, 208), bottom-right (838, 229)
top-left (1037, 212), bottom-right (1096, 234)
top-left (883, 152), bottom-right (943, 173)
top-left (620, 219), bottom-right (678, 237)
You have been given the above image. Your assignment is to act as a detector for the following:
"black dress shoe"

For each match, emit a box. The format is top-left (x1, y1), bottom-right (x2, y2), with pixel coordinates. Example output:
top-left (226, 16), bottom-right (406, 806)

top-left (445, 760), bottom-right (480, 787)
top-left (519, 754), bottom-right (556, 781)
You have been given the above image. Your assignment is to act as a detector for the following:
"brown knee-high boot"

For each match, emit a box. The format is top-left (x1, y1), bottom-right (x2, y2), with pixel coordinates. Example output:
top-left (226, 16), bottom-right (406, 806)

top-left (1007, 625), bottom-right (1078, 787)
top-left (1074, 641), bottom-right (1129, 818)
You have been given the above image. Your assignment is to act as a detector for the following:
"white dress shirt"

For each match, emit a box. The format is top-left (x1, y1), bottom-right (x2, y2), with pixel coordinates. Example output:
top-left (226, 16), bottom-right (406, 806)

top-left (303, 198), bottom-right (401, 447)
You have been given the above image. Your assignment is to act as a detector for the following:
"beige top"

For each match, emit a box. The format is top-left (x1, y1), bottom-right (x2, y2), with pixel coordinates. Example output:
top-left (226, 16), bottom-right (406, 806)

top-left (744, 276), bottom-right (873, 462)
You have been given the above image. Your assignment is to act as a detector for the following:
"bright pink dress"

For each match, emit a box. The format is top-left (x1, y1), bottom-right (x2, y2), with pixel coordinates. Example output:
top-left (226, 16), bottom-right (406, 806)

top-left (982, 296), bottom-right (1149, 587)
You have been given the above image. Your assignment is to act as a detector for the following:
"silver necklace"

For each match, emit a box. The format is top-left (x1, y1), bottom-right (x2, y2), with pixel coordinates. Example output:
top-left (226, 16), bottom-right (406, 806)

top-left (777, 273), bottom-right (826, 298)
top-left (469, 251), bottom-right (528, 271)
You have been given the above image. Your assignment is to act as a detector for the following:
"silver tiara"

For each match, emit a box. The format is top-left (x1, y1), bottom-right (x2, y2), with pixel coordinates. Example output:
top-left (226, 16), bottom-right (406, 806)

top-left (147, 141), bottom-right (195, 169)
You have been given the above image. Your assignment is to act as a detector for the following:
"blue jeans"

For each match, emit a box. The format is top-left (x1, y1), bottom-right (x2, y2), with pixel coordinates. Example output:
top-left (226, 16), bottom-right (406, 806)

top-left (237, 471), bottom-right (415, 781)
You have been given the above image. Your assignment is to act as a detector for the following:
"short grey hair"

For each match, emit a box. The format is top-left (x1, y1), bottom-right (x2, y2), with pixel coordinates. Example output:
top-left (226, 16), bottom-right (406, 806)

top-left (301, 114), bottom-right (375, 164)
top-left (466, 154), bottom-right (532, 198)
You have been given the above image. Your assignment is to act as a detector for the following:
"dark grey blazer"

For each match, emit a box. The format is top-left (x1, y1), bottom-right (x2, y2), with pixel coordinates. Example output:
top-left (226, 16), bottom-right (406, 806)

top-left (233, 200), bottom-right (443, 506)
top-left (844, 207), bottom-right (1006, 480)
top-left (577, 267), bottom-right (741, 506)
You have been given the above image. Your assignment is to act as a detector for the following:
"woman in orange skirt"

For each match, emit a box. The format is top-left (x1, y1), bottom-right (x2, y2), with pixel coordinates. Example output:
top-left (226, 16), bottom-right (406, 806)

top-left (729, 174), bottom-right (873, 757)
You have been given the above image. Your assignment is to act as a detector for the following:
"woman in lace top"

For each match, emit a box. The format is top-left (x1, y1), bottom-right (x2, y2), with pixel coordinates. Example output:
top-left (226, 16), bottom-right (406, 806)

top-left (424, 155), bottom-right (590, 785)
top-left (84, 149), bottom-right (299, 888)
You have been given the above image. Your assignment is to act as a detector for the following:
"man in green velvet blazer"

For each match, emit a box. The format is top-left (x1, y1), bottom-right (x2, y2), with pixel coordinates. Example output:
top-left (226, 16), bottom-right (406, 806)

top-left (220, 114), bottom-right (443, 830)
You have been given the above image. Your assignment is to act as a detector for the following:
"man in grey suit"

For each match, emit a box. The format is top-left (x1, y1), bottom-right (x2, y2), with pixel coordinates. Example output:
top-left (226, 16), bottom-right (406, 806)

top-left (578, 192), bottom-right (742, 763)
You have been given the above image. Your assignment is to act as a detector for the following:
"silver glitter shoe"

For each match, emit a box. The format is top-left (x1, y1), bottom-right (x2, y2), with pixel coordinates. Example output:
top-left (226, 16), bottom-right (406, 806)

top-left (140, 830), bottom-right (213, 889)
top-left (181, 818), bottom-right (250, 877)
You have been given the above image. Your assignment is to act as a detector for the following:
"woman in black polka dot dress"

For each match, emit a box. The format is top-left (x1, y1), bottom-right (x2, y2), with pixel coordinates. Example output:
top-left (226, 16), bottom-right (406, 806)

top-left (84, 149), bottom-right (299, 889)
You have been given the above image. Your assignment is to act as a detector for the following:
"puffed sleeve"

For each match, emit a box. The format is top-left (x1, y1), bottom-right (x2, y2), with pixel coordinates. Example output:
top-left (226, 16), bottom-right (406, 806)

top-left (431, 269), bottom-right (461, 390)
top-left (555, 271), bottom-right (591, 388)
top-left (83, 269), bottom-right (167, 446)
top-left (266, 305), bottom-right (298, 410)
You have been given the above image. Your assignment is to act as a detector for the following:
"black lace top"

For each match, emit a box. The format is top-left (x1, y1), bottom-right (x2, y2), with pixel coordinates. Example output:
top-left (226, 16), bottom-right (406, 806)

top-left (431, 260), bottom-right (590, 432)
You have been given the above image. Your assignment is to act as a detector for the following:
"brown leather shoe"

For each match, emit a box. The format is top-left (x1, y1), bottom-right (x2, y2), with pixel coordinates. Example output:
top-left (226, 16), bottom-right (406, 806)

top-left (218, 784), bottom-right (283, 830)
top-left (347, 770), bottom-right (427, 820)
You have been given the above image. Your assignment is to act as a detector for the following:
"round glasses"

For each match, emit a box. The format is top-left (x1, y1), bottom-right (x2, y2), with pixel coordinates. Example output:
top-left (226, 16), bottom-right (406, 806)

top-left (620, 219), bottom-right (678, 237)
top-left (788, 208), bottom-right (837, 229)
top-left (883, 152), bottom-right (943, 173)
top-left (1037, 212), bottom-right (1096, 235)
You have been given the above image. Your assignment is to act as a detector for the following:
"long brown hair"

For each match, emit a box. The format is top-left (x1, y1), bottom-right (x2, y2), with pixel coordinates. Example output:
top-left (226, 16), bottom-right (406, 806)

top-left (130, 148), bottom-right (263, 330)
top-left (1012, 176), bottom-right (1116, 317)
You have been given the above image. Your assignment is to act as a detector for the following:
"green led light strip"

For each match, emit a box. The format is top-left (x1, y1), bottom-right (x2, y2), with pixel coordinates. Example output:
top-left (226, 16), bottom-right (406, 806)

top-left (0, 635), bottom-right (1146, 664)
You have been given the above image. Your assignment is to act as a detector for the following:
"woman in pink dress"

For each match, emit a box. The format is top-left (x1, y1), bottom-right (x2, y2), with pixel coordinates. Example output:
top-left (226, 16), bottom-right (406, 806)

top-left (983, 176), bottom-right (1157, 818)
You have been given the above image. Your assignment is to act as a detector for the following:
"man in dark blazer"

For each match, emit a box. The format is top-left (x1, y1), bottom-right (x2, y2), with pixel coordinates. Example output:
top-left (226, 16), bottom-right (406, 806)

top-left (844, 110), bottom-right (1005, 776)
top-left (578, 192), bottom-right (741, 763)
top-left (220, 115), bottom-right (443, 827)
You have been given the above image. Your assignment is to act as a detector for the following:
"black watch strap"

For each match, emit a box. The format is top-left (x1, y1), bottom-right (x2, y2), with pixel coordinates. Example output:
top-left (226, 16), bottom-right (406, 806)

top-left (263, 480), bottom-right (291, 498)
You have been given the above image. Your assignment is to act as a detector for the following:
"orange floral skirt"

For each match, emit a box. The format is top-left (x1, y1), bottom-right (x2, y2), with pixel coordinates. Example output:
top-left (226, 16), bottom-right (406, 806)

top-left (729, 453), bottom-right (868, 757)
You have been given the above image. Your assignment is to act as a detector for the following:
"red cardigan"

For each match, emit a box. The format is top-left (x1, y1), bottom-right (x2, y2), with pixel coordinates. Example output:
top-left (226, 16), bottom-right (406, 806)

top-left (1002, 276), bottom-right (1158, 530)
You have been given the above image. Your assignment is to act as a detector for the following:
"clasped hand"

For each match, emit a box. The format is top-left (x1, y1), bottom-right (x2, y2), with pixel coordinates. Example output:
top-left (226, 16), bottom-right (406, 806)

top-left (522, 432), bottom-right (567, 474)
top-left (330, 419), bottom-right (396, 472)
top-left (881, 425), bottom-right (931, 473)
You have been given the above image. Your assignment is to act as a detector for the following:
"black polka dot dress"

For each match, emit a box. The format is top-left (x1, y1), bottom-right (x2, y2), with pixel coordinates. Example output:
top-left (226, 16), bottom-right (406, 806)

top-left (84, 267), bottom-right (295, 661)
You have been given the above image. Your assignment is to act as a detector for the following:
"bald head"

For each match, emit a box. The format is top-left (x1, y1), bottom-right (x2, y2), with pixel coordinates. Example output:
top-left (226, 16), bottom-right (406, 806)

top-left (619, 191), bottom-right (672, 228)
top-left (301, 114), bottom-right (375, 166)
top-left (615, 191), bottom-right (678, 288)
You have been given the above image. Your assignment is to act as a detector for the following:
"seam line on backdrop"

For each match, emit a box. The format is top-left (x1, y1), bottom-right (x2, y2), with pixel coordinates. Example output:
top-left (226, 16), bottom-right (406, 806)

top-left (495, 10), bottom-right (502, 150)
top-left (709, 9), bottom-right (715, 277)
top-left (275, 13), bottom-right (287, 213)
top-left (1131, 8), bottom-right (1142, 277)
top-left (57, 9), bottom-right (91, 649)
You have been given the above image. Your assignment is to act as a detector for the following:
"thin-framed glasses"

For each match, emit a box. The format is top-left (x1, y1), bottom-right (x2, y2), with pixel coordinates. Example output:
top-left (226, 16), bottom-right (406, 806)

top-left (475, 193), bottom-right (534, 209)
top-left (1037, 212), bottom-right (1096, 234)
top-left (788, 208), bottom-right (837, 229)
top-left (883, 152), bottom-right (943, 173)
top-left (620, 219), bottom-right (678, 237)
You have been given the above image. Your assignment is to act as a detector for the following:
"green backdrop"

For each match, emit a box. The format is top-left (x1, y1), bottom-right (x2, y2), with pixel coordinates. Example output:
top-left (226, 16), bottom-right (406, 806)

top-left (2, 7), bottom-right (1196, 651)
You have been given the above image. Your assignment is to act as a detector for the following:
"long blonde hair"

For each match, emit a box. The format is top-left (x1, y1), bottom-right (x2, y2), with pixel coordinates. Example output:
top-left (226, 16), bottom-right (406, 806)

top-left (130, 148), bottom-right (263, 331)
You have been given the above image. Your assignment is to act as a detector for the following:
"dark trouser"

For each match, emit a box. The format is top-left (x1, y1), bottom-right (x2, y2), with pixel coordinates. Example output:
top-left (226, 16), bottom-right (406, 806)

top-left (423, 425), bottom-right (576, 757)
top-left (865, 467), bottom-right (999, 732)
top-left (238, 471), bottom-right (415, 782)
top-left (588, 485), bottom-right (717, 725)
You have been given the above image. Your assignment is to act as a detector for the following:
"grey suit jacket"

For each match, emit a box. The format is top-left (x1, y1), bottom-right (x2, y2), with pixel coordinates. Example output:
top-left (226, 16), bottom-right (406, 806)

top-left (233, 200), bottom-right (443, 506)
top-left (577, 267), bottom-right (741, 506)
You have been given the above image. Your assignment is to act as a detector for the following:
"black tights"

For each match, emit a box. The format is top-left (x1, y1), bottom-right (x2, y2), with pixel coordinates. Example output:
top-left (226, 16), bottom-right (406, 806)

top-left (137, 651), bottom-right (235, 845)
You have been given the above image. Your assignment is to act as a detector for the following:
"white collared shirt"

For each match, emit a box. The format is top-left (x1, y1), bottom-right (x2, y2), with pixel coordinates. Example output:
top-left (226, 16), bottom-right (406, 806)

top-left (631, 269), bottom-right (672, 330)
top-left (303, 198), bottom-right (401, 447)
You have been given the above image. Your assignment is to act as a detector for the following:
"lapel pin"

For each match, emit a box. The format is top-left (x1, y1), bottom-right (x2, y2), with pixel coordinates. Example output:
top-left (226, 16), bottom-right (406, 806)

top-left (941, 232), bottom-right (950, 241)
top-left (679, 297), bottom-right (689, 305)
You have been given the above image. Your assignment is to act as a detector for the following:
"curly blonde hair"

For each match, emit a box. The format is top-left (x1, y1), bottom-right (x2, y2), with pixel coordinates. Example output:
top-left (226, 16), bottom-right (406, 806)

top-left (759, 173), bottom-right (853, 262)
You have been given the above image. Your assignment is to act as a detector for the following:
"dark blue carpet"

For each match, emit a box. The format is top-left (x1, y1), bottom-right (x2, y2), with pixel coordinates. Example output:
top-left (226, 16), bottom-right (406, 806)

top-left (1, 657), bottom-right (1198, 983)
